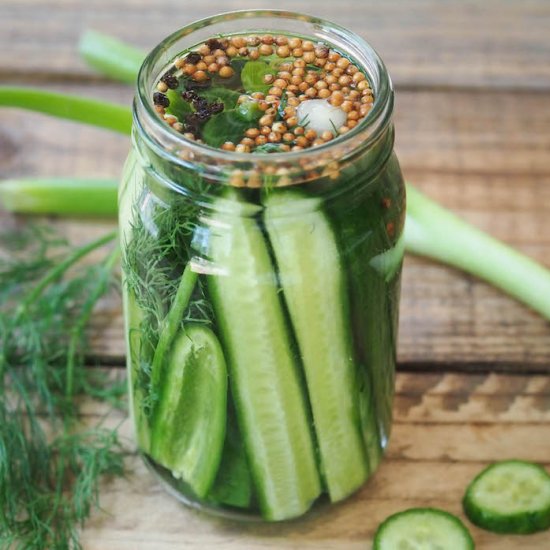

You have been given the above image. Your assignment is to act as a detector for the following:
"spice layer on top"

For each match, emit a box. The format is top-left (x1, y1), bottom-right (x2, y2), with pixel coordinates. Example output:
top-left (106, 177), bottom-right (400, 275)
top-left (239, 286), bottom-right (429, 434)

top-left (152, 34), bottom-right (374, 153)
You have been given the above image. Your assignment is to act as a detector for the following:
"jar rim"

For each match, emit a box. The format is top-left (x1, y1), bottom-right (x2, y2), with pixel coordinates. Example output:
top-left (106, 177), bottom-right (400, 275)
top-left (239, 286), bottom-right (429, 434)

top-left (134, 9), bottom-right (394, 181)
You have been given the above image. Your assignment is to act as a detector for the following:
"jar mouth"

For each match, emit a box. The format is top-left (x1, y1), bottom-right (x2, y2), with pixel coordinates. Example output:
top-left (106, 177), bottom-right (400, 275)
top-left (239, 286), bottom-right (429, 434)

top-left (134, 9), bottom-right (394, 181)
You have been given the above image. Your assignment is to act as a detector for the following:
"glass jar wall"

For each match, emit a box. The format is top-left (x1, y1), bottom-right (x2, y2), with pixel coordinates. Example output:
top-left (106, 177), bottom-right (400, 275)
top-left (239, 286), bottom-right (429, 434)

top-left (119, 10), bottom-right (405, 522)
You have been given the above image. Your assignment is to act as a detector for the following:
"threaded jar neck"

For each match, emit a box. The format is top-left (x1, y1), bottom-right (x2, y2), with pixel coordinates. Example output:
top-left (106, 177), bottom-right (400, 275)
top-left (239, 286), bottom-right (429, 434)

top-left (133, 9), bottom-right (395, 191)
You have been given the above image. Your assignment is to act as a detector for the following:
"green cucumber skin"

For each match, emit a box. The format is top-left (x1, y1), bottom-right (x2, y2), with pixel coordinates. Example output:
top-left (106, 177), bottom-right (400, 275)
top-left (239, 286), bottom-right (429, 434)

top-left (206, 197), bottom-right (321, 520)
top-left (463, 460), bottom-right (550, 534)
top-left (150, 324), bottom-right (227, 499)
top-left (207, 408), bottom-right (254, 509)
top-left (332, 156), bottom-right (405, 459)
top-left (264, 191), bottom-right (369, 502)
top-left (374, 508), bottom-right (475, 550)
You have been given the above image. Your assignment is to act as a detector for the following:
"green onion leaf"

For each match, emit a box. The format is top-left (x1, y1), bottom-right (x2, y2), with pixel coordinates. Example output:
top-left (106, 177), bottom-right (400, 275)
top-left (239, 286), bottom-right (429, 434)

top-left (0, 86), bottom-right (132, 134)
top-left (79, 29), bottom-right (145, 85)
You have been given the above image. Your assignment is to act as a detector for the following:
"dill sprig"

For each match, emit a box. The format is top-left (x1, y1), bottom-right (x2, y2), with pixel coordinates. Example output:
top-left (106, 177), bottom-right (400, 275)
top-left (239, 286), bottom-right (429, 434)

top-left (122, 181), bottom-right (214, 420)
top-left (0, 226), bottom-right (126, 549)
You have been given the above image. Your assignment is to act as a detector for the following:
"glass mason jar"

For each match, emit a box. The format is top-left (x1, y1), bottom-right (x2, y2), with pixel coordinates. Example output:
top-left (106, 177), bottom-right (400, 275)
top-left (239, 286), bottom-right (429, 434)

top-left (119, 10), bottom-right (405, 522)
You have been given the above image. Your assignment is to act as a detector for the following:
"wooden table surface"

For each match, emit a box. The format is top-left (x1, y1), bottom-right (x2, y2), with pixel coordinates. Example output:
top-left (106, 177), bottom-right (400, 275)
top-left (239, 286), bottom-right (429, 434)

top-left (1, 1), bottom-right (550, 548)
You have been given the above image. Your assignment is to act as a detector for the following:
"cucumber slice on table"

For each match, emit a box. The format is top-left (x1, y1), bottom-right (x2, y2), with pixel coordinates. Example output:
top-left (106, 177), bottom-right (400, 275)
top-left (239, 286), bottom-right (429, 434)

top-left (150, 324), bottom-right (227, 499)
top-left (207, 191), bottom-right (321, 521)
top-left (374, 508), bottom-right (475, 550)
top-left (264, 191), bottom-right (369, 502)
top-left (463, 460), bottom-right (550, 534)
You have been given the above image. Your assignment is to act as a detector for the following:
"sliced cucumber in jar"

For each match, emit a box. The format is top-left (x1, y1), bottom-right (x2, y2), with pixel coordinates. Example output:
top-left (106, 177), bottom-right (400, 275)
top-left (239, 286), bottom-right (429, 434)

top-left (374, 508), bottom-right (475, 550)
top-left (463, 459), bottom-right (550, 534)
top-left (150, 324), bottom-right (227, 499)
top-left (264, 190), bottom-right (369, 502)
top-left (206, 190), bottom-right (321, 521)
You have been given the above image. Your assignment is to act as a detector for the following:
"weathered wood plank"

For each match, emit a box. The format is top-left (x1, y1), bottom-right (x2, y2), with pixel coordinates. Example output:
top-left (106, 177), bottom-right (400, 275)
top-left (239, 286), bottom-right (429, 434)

top-left (1, 1), bottom-right (550, 90)
top-left (79, 371), bottom-right (550, 549)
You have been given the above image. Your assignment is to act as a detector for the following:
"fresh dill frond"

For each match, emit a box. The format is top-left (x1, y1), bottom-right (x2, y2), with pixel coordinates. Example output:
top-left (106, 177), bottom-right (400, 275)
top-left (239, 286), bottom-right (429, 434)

top-left (121, 180), bottom-right (214, 421)
top-left (0, 226), bottom-right (126, 549)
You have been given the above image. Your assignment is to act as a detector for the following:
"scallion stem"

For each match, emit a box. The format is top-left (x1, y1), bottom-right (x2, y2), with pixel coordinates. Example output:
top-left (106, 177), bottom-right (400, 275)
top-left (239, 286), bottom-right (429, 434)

top-left (0, 178), bottom-right (118, 216)
top-left (150, 263), bottom-right (198, 397)
top-left (79, 30), bottom-right (144, 85)
top-left (0, 87), bottom-right (132, 134)
top-left (405, 184), bottom-right (550, 319)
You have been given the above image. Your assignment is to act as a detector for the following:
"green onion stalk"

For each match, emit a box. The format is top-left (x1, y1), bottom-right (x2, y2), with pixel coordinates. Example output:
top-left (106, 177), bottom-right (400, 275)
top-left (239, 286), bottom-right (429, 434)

top-left (0, 31), bottom-right (549, 321)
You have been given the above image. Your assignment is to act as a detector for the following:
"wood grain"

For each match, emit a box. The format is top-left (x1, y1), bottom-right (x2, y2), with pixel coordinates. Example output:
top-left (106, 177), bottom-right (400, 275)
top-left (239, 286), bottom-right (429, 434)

top-left (78, 371), bottom-right (550, 549)
top-left (2, 1), bottom-right (550, 90)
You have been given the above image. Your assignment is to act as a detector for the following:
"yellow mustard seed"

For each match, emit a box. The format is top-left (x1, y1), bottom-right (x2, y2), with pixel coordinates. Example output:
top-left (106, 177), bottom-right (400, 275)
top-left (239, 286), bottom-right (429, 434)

top-left (261, 34), bottom-right (274, 45)
top-left (302, 40), bottom-right (314, 51)
top-left (292, 47), bottom-right (304, 57)
top-left (231, 36), bottom-right (246, 48)
top-left (288, 37), bottom-right (302, 49)
top-left (336, 57), bottom-right (350, 69)
top-left (249, 49), bottom-right (260, 60)
top-left (276, 45), bottom-right (290, 58)
top-left (222, 141), bottom-right (236, 151)
top-left (255, 135), bottom-right (268, 146)
top-left (208, 63), bottom-right (219, 73)
top-left (268, 131), bottom-right (282, 143)
top-left (273, 78), bottom-right (288, 89)
top-left (318, 88), bottom-right (331, 99)
top-left (226, 46), bottom-right (238, 57)
top-left (259, 114), bottom-right (274, 127)
top-left (219, 65), bottom-right (235, 78)
top-left (272, 122), bottom-right (287, 133)
top-left (305, 129), bottom-right (317, 141)
top-left (259, 44), bottom-right (273, 56)
top-left (247, 35), bottom-right (261, 46)
top-left (275, 35), bottom-right (288, 46)
top-left (330, 91), bottom-right (344, 106)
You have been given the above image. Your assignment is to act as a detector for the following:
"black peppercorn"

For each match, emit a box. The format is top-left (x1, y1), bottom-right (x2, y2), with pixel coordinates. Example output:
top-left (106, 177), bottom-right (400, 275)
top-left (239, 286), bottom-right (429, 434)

top-left (185, 52), bottom-right (202, 64)
top-left (206, 38), bottom-right (224, 51)
top-left (160, 72), bottom-right (179, 89)
top-left (210, 102), bottom-right (224, 114)
top-left (153, 92), bottom-right (170, 107)
top-left (181, 90), bottom-right (198, 102)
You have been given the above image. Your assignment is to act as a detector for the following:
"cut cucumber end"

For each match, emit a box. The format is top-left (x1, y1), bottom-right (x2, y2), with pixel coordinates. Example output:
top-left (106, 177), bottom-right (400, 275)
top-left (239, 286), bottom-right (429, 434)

top-left (150, 324), bottom-right (228, 499)
top-left (374, 508), bottom-right (475, 550)
top-left (463, 460), bottom-right (550, 534)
